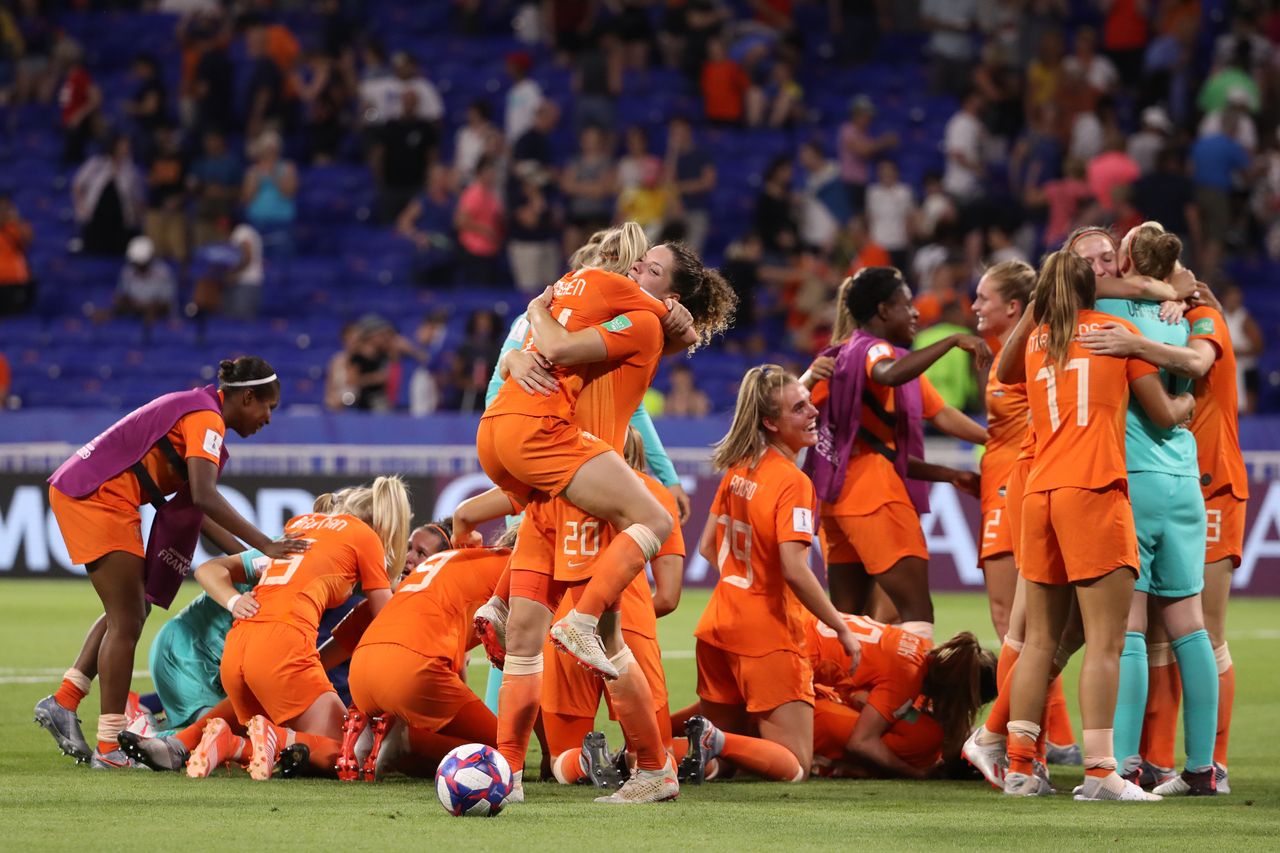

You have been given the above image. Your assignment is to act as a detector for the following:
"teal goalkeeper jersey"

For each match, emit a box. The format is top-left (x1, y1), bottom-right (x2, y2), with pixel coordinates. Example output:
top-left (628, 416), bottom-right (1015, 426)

top-left (1095, 298), bottom-right (1198, 477)
top-left (168, 549), bottom-right (266, 667)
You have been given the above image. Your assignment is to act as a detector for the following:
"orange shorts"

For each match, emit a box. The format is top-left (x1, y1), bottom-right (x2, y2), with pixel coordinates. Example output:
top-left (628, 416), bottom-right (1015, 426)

top-left (1018, 486), bottom-right (1139, 585)
top-left (695, 640), bottom-right (814, 714)
top-left (1204, 489), bottom-right (1246, 568)
top-left (477, 413), bottom-right (612, 504)
top-left (812, 698), bottom-right (942, 770)
top-left (1003, 457), bottom-right (1031, 567)
top-left (542, 629), bottom-right (667, 719)
top-left (819, 501), bottom-right (927, 574)
top-left (49, 485), bottom-right (144, 566)
top-left (219, 621), bottom-right (334, 725)
top-left (348, 643), bottom-right (484, 731)
top-left (511, 499), bottom-right (556, 577)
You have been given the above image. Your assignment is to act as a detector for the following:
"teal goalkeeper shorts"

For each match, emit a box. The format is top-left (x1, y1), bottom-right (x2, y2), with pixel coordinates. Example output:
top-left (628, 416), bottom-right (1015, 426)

top-left (1129, 471), bottom-right (1206, 598)
top-left (148, 618), bottom-right (224, 729)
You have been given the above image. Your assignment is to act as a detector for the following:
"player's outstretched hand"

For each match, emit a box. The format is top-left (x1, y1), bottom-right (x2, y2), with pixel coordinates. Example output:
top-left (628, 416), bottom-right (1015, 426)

top-left (1079, 321), bottom-right (1141, 357)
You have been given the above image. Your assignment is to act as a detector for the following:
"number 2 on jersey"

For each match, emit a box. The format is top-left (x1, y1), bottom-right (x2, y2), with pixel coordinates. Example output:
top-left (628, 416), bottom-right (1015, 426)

top-left (1035, 357), bottom-right (1090, 431)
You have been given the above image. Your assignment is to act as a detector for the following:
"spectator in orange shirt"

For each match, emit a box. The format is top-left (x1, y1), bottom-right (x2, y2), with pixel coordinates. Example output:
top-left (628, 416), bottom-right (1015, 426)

top-left (0, 193), bottom-right (34, 316)
top-left (700, 38), bottom-right (749, 126)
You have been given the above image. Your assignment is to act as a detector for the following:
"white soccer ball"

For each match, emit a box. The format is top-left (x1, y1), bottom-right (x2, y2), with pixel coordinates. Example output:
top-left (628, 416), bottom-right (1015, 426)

top-left (435, 743), bottom-right (513, 817)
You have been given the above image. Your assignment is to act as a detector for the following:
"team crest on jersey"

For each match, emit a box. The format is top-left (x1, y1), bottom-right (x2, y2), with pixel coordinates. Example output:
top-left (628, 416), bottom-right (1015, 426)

top-left (602, 315), bottom-right (633, 332)
top-left (1191, 317), bottom-right (1215, 336)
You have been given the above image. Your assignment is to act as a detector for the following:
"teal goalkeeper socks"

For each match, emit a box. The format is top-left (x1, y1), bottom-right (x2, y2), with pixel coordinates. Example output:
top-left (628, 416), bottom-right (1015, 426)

top-left (1173, 628), bottom-right (1219, 771)
top-left (484, 666), bottom-right (504, 714)
top-left (1114, 631), bottom-right (1149, 762)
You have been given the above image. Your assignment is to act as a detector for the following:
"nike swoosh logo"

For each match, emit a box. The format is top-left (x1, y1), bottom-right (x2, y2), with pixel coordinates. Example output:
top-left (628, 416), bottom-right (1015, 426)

top-left (566, 560), bottom-right (589, 569)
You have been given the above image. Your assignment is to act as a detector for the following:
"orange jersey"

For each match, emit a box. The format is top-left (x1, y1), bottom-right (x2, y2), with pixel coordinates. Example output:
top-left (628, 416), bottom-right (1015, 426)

top-left (358, 548), bottom-right (508, 674)
top-left (694, 447), bottom-right (817, 657)
top-left (91, 407), bottom-right (226, 511)
top-left (981, 354), bottom-right (1030, 512)
top-left (805, 613), bottom-right (933, 723)
top-left (550, 472), bottom-right (685, 633)
top-left (1023, 310), bottom-right (1157, 494)
top-left (1186, 307), bottom-right (1248, 500)
top-left (568, 318), bottom-right (666, 452)
top-left (811, 351), bottom-right (945, 516)
top-left (485, 268), bottom-right (667, 423)
top-left (242, 513), bottom-right (390, 635)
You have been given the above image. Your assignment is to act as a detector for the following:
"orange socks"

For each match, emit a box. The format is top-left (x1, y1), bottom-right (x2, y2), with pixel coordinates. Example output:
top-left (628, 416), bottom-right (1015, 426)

top-left (497, 654), bottom-right (544, 773)
top-left (54, 668), bottom-right (90, 712)
top-left (291, 731), bottom-right (342, 774)
top-left (983, 670), bottom-right (1012, 738)
top-left (1142, 645), bottom-right (1180, 770)
top-left (603, 648), bottom-right (666, 772)
top-left (574, 528), bottom-right (654, 619)
top-left (1044, 676), bottom-right (1075, 747)
top-left (494, 562), bottom-right (512, 603)
top-left (1215, 644), bottom-right (1234, 767)
top-left (669, 701), bottom-right (701, 735)
top-left (1006, 720), bottom-right (1038, 777)
top-left (995, 639), bottom-right (1022, 694)
top-left (176, 699), bottom-right (239, 752)
top-left (718, 732), bottom-right (804, 781)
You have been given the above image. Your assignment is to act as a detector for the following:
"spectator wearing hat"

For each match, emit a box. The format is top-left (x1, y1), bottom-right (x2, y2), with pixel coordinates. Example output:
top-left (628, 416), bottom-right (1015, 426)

top-left (0, 193), bottom-right (34, 316)
top-left (504, 51), bottom-right (543, 143)
top-left (837, 95), bottom-right (897, 215)
top-left (1128, 106), bottom-right (1173, 174)
top-left (112, 236), bottom-right (175, 322)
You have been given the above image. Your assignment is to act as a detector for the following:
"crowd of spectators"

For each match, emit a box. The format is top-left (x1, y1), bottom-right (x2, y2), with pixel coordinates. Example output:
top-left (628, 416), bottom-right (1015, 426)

top-left (0, 0), bottom-right (1273, 414)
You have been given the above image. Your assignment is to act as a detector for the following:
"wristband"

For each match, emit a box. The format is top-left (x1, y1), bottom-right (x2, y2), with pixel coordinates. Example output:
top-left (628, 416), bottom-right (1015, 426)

top-left (226, 593), bottom-right (242, 614)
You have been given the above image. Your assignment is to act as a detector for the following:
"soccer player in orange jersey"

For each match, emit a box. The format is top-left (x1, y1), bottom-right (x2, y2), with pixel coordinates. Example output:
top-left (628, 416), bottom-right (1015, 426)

top-left (1078, 258), bottom-right (1242, 795)
top-left (806, 269), bottom-right (988, 641)
top-left (188, 477), bottom-right (410, 781)
top-left (682, 365), bottom-right (861, 785)
top-left (1002, 251), bottom-right (1194, 801)
top-left (543, 428), bottom-right (685, 789)
top-left (804, 613), bottom-right (993, 779)
top-left (479, 229), bottom-right (735, 680)
top-left (339, 543), bottom-right (508, 780)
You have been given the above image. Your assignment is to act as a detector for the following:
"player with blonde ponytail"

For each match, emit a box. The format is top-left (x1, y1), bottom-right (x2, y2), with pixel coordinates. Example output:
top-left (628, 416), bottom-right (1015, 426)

top-left (180, 476), bottom-right (411, 781)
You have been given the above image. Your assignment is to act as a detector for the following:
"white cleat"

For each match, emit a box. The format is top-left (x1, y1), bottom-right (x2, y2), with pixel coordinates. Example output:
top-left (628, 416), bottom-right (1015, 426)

top-left (962, 728), bottom-right (1007, 789)
top-left (505, 770), bottom-right (525, 805)
top-left (549, 616), bottom-right (619, 680)
top-left (1215, 763), bottom-right (1231, 795)
top-left (1074, 774), bottom-right (1162, 802)
top-left (1003, 771), bottom-right (1052, 796)
top-left (594, 759), bottom-right (679, 804)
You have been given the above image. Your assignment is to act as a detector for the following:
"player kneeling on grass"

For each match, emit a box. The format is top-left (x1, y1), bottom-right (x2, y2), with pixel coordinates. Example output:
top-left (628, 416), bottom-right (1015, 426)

top-left (336, 533), bottom-right (511, 781)
top-left (174, 478), bottom-right (409, 780)
top-left (679, 365), bottom-right (861, 784)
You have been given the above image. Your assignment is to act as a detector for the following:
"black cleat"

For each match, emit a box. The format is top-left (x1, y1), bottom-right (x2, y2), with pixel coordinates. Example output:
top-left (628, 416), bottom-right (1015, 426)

top-left (678, 715), bottom-right (717, 785)
top-left (581, 731), bottom-right (625, 790)
top-left (117, 731), bottom-right (188, 772)
top-left (280, 743), bottom-right (310, 779)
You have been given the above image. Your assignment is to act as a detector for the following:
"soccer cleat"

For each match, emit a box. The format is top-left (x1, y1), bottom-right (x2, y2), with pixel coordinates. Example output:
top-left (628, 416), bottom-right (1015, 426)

top-left (90, 747), bottom-right (140, 769)
top-left (186, 717), bottom-right (237, 779)
top-left (1139, 760), bottom-right (1176, 789)
top-left (1073, 775), bottom-right (1163, 802)
top-left (124, 691), bottom-right (160, 737)
top-left (549, 618), bottom-right (619, 680)
top-left (117, 731), bottom-right (188, 772)
top-left (678, 715), bottom-right (724, 786)
top-left (581, 731), bottom-right (625, 790)
top-left (473, 596), bottom-right (510, 669)
top-left (962, 728), bottom-right (1007, 789)
top-left (371, 718), bottom-right (407, 781)
top-left (1003, 771), bottom-right (1051, 796)
top-left (336, 707), bottom-right (369, 782)
top-left (1033, 761), bottom-right (1055, 794)
top-left (279, 743), bottom-right (310, 779)
top-left (33, 695), bottom-right (92, 762)
top-left (594, 758), bottom-right (679, 804)
top-left (1214, 763), bottom-right (1231, 795)
top-left (361, 715), bottom-right (396, 781)
top-left (246, 715), bottom-right (284, 781)
top-left (1153, 767), bottom-right (1217, 797)
top-left (1045, 741), bottom-right (1082, 765)
top-left (506, 770), bottom-right (525, 805)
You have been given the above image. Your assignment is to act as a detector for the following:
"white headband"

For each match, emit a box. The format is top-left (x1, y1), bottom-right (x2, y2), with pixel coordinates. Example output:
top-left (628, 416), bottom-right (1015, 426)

top-left (222, 373), bottom-right (278, 388)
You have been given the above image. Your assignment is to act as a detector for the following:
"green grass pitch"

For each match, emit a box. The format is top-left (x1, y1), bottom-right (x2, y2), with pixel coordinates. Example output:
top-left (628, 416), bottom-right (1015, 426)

top-left (1, 580), bottom-right (1277, 851)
